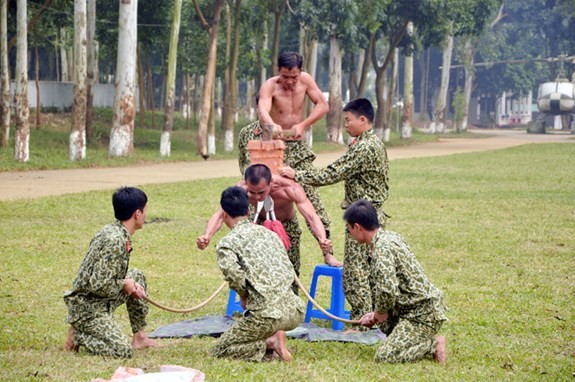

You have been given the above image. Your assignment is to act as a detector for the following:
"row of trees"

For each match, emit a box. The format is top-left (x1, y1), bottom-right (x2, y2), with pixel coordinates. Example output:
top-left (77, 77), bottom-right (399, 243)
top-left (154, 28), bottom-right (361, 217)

top-left (2, 0), bottom-right (574, 162)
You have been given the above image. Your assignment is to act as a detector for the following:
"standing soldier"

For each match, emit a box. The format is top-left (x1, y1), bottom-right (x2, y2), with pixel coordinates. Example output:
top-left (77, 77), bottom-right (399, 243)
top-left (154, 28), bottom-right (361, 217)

top-left (279, 98), bottom-right (389, 331)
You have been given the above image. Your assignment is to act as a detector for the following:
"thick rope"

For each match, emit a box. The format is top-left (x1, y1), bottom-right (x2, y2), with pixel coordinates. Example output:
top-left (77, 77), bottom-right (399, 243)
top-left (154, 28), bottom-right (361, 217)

top-left (144, 276), bottom-right (361, 325)
top-left (294, 274), bottom-right (360, 325)
top-left (144, 281), bottom-right (227, 313)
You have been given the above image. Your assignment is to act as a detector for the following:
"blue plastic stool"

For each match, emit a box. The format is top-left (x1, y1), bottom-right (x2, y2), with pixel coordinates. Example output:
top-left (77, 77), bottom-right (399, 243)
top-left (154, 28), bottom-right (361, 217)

top-left (226, 289), bottom-right (244, 316)
top-left (304, 264), bottom-right (350, 330)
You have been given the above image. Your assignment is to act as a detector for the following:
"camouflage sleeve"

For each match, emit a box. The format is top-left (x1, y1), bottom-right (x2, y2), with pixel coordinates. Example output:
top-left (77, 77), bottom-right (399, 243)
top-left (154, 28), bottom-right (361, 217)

top-left (238, 130), bottom-right (251, 175)
top-left (86, 237), bottom-right (127, 298)
top-left (371, 245), bottom-right (399, 314)
top-left (216, 245), bottom-right (247, 296)
top-left (295, 145), bottom-right (362, 186)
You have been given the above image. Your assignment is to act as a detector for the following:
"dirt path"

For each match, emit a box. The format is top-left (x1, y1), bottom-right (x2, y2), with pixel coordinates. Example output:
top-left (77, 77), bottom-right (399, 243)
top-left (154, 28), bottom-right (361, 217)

top-left (0, 128), bottom-right (572, 201)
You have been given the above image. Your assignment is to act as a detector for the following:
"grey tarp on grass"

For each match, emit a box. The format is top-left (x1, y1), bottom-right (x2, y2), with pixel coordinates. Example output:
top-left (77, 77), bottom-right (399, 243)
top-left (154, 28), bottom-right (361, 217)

top-left (149, 316), bottom-right (386, 345)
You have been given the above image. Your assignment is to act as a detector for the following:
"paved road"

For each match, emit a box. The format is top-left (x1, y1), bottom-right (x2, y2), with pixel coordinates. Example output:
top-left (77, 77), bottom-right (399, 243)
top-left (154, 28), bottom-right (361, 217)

top-left (0, 128), bottom-right (572, 201)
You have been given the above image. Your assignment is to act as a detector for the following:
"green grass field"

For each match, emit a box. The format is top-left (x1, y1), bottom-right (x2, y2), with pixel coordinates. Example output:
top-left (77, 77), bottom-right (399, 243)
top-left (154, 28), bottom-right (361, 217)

top-left (1, 140), bottom-right (574, 381)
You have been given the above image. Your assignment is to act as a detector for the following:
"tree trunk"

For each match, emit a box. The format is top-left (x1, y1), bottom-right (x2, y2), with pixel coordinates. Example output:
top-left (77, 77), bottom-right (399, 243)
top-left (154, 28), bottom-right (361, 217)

top-left (418, 49), bottom-right (429, 121)
top-left (326, 33), bottom-right (343, 144)
top-left (70, 0), bottom-right (87, 161)
top-left (0, 0), bottom-right (10, 148)
top-left (161, 0), bottom-right (182, 158)
top-left (208, 83), bottom-right (216, 155)
top-left (147, 60), bottom-right (156, 129)
top-left (196, 0), bottom-right (223, 159)
top-left (270, 1), bottom-right (285, 76)
top-left (34, 27), bottom-right (41, 129)
top-left (432, 33), bottom-right (453, 134)
top-left (137, 43), bottom-right (145, 129)
top-left (385, 48), bottom-right (398, 141)
top-left (401, 21), bottom-right (414, 139)
top-left (357, 33), bottom-right (374, 97)
top-left (462, 38), bottom-right (474, 132)
top-left (60, 28), bottom-right (70, 82)
top-left (302, 32), bottom-right (317, 147)
top-left (222, 0), bottom-right (241, 153)
top-left (15, 0), bottom-right (29, 162)
top-left (85, 0), bottom-right (96, 140)
top-left (109, 0), bottom-right (137, 158)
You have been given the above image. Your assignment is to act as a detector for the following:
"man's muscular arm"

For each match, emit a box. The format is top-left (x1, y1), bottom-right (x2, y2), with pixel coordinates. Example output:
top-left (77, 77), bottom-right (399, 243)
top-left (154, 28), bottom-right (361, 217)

top-left (257, 78), bottom-right (283, 136)
top-left (290, 73), bottom-right (328, 138)
top-left (196, 209), bottom-right (225, 250)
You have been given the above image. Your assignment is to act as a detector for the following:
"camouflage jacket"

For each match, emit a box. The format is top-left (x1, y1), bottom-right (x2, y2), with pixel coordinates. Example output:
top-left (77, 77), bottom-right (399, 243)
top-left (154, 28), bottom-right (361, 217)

top-left (237, 121), bottom-right (261, 175)
top-left (64, 221), bottom-right (132, 322)
top-left (295, 128), bottom-right (389, 209)
top-left (216, 219), bottom-right (304, 318)
top-left (370, 229), bottom-right (447, 321)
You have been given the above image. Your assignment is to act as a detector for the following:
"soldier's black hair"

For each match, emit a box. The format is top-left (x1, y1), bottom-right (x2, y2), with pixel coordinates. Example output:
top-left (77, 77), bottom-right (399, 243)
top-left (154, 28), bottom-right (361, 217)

top-left (220, 186), bottom-right (249, 218)
top-left (113, 187), bottom-right (147, 221)
top-left (244, 164), bottom-right (272, 186)
top-left (343, 98), bottom-right (374, 123)
top-left (278, 51), bottom-right (303, 70)
top-left (343, 199), bottom-right (380, 230)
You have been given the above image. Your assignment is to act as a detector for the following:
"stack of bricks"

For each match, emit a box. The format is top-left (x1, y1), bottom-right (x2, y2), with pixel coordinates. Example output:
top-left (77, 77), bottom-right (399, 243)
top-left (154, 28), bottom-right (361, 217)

top-left (247, 125), bottom-right (296, 174)
top-left (247, 140), bottom-right (285, 174)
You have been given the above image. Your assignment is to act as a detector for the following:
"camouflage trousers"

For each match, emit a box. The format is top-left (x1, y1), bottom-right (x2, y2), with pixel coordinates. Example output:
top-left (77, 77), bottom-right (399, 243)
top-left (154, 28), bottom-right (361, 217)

top-left (70, 269), bottom-right (149, 358)
top-left (343, 208), bottom-right (388, 331)
top-left (375, 310), bottom-right (443, 363)
top-left (284, 140), bottom-right (331, 238)
top-left (211, 297), bottom-right (304, 362)
top-left (283, 215), bottom-right (302, 295)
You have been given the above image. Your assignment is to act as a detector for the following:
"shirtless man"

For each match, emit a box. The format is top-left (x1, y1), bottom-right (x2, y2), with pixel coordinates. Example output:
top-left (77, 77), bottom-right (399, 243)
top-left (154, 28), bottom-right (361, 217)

top-left (258, 51), bottom-right (328, 140)
top-left (254, 52), bottom-right (333, 250)
top-left (197, 164), bottom-right (342, 292)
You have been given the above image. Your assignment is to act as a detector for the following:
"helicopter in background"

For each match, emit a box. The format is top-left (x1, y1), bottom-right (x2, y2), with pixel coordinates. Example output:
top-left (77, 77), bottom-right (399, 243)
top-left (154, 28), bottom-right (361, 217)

top-left (528, 54), bottom-right (575, 133)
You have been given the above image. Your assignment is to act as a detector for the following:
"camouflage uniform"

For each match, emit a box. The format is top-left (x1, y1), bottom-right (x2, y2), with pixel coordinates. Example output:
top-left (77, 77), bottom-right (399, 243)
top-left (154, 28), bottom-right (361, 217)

top-left (294, 128), bottom-right (389, 326)
top-left (369, 230), bottom-right (447, 363)
top-left (63, 222), bottom-right (149, 358)
top-left (237, 121), bottom-right (331, 238)
top-left (252, 209), bottom-right (302, 294)
top-left (212, 219), bottom-right (305, 361)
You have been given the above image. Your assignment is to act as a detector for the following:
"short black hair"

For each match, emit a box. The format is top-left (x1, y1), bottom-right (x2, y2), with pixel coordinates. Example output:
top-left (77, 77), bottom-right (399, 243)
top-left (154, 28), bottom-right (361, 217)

top-left (278, 51), bottom-right (303, 70)
top-left (343, 199), bottom-right (380, 230)
top-left (220, 186), bottom-right (249, 218)
top-left (244, 164), bottom-right (272, 186)
top-left (113, 187), bottom-right (147, 221)
top-left (343, 98), bottom-right (374, 123)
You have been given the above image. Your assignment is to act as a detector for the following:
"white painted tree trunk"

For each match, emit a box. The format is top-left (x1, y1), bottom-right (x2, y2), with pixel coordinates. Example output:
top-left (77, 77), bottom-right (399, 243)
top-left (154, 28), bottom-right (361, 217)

top-left (1, 0), bottom-right (10, 148)
top-left (70, 0), bottom-right (87, 161)
top-left (109, 0), bottom-right (137, 158)
top-left (161, 0), bottom-right (182, 158)
top-left (401, 21), bottom-right (414, 139)
top-left (304, 36), bottom-right (317, 147)
top-left (432, 34), bottom-right (453, 134)
top-left (14, 0), bottom-right (29, 162)
top-left (246, 78), bottom-right (255, 120)
top-left (326, 34), bottom-right (343, 143)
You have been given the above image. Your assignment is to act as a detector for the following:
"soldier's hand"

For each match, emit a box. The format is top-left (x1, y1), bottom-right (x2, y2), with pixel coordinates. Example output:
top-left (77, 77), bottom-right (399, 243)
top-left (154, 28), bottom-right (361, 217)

top-left (359, 312), bottom-right (377, 327)
top-left (196, 235), bottom-right (210, 250)
top-left (278, 166), bottom-right (295, 179)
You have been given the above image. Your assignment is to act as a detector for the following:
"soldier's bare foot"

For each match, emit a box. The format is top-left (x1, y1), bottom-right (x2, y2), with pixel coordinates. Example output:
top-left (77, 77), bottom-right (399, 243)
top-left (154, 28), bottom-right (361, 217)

top-left (324, 254), bottom-right (343, 267)
top-left (434, 335), bottom-right (446, 364)
top-left (266, 331), bottom-right (292, 362)
top-left (132, 330), bottom-right (163, 350)
top-left (343, 328), bottom-right (361, 334)
top-left (63, 326), bottom-right (78, 352)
